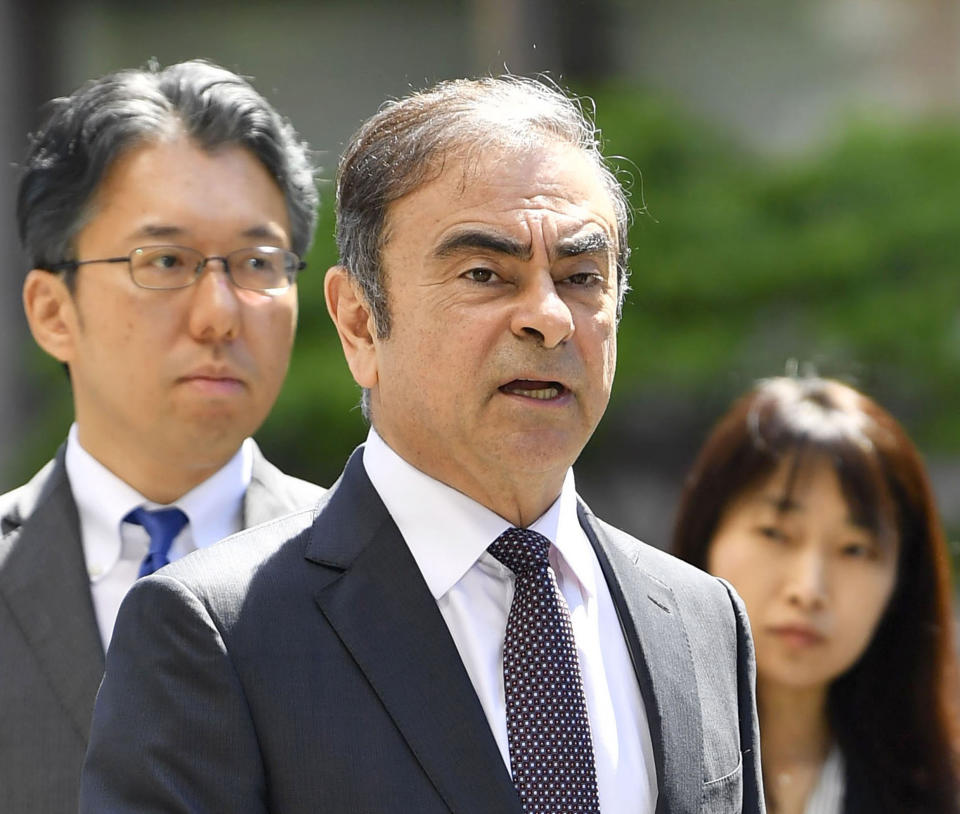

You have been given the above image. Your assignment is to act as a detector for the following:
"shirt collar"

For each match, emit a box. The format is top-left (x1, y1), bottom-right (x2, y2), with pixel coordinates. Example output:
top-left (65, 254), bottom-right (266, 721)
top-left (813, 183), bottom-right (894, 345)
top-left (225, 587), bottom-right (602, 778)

top-left (65, 424), bottom-right (252, 579)
top-left (361, 428), bottom-right (595, 600)
top-left (66, 424), bottom-right (148, 580)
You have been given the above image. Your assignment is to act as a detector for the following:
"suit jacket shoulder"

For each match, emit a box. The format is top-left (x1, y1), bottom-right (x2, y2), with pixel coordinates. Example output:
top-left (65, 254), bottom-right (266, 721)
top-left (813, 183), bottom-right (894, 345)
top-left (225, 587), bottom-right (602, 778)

top-left (2, 443), bottom-right (324, 814)
top-left (0, 449), bottom-right (103, 814)
top-left (0, 454), bottom-right (63, 535)
top-left (242, 441), bottom-right (325, 528)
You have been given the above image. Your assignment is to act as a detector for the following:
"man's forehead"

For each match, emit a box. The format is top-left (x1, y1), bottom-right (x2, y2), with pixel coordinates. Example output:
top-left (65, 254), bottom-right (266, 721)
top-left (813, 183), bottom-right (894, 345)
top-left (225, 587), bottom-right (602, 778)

top-left (118, 222), bottom-right (287, 242)
top-left (453, 138), bottom-right (608, 188)
top-left (388, 142), bottom-right (616, 231)
top-left (87, 137), bottom-right (289, 231)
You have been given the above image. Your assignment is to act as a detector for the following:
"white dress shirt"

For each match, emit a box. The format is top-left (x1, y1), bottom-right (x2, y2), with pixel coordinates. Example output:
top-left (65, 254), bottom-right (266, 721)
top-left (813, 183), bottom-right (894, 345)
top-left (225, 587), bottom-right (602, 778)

top-left (65, 423), bottom-right (253, 649)
top-left (363, 428), bottom-right (657, 814)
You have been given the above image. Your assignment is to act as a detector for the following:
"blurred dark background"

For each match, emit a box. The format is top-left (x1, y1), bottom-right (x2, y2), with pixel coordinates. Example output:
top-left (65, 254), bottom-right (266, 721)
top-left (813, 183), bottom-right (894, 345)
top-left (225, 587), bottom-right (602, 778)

top-left (3, 0), bottom-right (960, 555)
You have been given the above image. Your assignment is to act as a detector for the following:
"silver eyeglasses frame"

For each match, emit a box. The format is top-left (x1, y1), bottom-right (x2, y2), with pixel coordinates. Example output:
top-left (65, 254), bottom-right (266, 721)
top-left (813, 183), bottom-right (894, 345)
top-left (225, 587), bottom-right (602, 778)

top-left (44, 244), bottom-right (307, 295)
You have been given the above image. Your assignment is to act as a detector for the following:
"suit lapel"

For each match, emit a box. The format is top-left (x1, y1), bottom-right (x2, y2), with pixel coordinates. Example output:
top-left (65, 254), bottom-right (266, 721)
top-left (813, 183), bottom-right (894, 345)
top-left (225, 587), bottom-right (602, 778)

top-left (579, 503), bottom-right (703, 814)
top-left (306, 451), bottom-right (522, 814)
top-left (0, 451), bottom-right (104, 739)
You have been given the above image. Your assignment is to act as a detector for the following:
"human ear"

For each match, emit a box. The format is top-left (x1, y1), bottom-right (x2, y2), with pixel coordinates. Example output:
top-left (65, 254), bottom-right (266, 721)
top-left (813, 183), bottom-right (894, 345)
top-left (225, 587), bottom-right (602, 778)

top-left (324, 265), bottom-right (378, 389)
top-left (22, 269), bottom-right (80, 364)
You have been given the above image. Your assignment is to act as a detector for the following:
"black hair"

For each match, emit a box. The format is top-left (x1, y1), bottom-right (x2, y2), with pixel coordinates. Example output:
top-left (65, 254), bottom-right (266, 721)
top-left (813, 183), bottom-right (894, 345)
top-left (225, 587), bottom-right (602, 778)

top-left (18, 59), bottom-right (318, 274)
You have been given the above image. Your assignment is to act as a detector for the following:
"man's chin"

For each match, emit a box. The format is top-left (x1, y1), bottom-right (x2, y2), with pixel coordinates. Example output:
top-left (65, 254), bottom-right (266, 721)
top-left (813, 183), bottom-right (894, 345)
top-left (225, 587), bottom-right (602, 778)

top-left (489, 429), bottom-right (585, 474)
top-left (174, 410), bottom-right (258, 452)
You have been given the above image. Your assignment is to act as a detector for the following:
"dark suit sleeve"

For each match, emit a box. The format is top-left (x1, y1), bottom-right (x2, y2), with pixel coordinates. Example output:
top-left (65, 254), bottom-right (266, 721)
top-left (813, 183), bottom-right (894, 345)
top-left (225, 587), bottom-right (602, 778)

top-left (722, 579), bottom-right (766, 814)
top-left (79, 574), bottom-right (268, 814)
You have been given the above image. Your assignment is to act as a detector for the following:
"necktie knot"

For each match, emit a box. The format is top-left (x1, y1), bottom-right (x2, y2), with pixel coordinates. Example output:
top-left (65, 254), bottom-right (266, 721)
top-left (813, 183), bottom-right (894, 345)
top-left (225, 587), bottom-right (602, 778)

top-left (124, 506), bottom-right (188, 578)
top-left (488, 527), bottom-right (551, 577)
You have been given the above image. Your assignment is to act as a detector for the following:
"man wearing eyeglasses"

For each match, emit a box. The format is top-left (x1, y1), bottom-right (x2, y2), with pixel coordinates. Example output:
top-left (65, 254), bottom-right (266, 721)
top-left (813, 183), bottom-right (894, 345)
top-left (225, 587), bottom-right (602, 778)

top-left (0, 60), bottom-right (323, 814)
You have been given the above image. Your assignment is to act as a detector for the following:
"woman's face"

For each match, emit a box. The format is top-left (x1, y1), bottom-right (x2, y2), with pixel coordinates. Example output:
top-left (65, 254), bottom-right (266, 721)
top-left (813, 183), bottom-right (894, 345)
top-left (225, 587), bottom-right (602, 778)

top-left (707, 455), bottom-right (899, 693)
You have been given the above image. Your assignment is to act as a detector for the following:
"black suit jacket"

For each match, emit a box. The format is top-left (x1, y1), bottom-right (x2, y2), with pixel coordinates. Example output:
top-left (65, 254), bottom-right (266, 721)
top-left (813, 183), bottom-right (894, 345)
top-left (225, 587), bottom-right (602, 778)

top-left (0, 443), bottom-right (324, 814)
top-left (82, 448), bottom-right (764, 813)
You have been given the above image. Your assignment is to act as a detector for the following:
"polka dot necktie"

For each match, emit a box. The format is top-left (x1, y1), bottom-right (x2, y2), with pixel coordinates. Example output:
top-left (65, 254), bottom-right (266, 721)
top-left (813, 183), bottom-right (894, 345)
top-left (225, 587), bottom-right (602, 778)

top-left (124, 506), bottom-right (189, 578)
top-left (488, 527), bottom-right (601, 814)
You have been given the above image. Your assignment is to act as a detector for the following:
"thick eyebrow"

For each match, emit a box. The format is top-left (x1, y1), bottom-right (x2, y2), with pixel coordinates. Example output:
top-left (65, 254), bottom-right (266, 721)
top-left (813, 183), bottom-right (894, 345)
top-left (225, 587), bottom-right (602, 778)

top-left (433, 229), bottom-right (532, 260)
top-left (433, 228), bottom-right (613, 264)
top-left (554, 231), bottom-right (613, 259)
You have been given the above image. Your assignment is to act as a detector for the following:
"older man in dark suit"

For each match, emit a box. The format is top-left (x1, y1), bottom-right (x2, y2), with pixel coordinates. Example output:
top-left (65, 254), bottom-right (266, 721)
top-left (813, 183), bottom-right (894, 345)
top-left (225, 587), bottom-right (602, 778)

top-left (82, 76), bottom-right (765, 813)
top-left (0, 60), bottom-right (323, 814)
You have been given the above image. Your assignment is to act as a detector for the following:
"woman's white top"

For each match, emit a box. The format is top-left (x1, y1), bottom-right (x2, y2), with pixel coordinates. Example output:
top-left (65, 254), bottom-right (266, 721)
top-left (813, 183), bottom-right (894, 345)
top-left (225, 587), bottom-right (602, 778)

top-left (804, 745), bottom-right (845, 814)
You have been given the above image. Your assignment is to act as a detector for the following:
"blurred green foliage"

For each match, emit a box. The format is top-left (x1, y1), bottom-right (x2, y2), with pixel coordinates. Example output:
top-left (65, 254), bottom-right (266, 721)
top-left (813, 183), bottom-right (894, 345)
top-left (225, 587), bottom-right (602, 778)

top-left (591, 85), bottom-right (960, 451)
top-left (254, 184), bottom-right (366, 487)
top-left (13, 84), bottom-right (960, 494)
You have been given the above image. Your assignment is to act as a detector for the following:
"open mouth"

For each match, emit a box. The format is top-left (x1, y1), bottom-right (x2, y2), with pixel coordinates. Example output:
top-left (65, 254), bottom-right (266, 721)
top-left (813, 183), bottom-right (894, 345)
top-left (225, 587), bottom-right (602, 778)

top-left (499, 380), bottom-right (567, 401)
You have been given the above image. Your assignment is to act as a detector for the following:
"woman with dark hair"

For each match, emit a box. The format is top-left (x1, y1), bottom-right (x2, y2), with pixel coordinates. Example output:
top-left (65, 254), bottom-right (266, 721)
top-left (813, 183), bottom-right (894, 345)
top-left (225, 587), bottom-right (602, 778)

top-left (673, 376), bottom-right (959, 813)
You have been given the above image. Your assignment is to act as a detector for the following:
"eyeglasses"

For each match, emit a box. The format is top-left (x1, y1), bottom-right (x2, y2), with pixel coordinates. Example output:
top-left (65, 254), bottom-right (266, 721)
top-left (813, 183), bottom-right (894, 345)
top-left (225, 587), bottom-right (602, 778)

top-left (45, 245), bottom-right (306, 295)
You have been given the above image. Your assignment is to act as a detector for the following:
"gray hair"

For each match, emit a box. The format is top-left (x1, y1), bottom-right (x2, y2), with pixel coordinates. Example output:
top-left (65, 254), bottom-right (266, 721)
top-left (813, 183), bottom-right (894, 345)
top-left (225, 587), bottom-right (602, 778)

top-left (18, 59), bottom-right (318, 272)
top-left (335, 75), bottom-right (631, 339)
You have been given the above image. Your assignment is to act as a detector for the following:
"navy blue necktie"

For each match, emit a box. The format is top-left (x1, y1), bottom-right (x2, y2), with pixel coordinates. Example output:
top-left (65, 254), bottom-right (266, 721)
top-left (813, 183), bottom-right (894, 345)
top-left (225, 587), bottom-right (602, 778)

top-left (489, 527), bottom-right (601, 814)
top-left (124, 507), bottom-right (189, 578)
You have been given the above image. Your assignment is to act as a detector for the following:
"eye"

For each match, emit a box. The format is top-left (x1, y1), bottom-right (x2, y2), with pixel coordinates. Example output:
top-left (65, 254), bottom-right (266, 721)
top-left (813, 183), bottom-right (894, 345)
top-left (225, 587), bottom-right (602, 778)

top-left (148, 251), bottom-right (187, 270)
top-left (756, 525), bottom-right (789, 543)
top-left (840, 541), bottom-right (875, 559)
top-left (563, 271), bottom-right (602, 287)
top-left (133, 247), bottom-right (192, 272)
top-left (227, 248), bottom-right (286, 284)
top-left (155, 254), bottom-right (180, 269)
top-left (240, 254), bottom-right (280, 277)
top-left (462, 267), bottom-right (498, 284)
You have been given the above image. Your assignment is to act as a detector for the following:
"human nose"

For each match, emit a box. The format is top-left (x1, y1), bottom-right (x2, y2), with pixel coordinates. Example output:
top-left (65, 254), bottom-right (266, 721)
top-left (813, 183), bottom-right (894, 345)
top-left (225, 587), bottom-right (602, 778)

top-left (785, 548), bottom-right (829, 611)
top-left (511, 272), bottom-right (575, 349)
top-left (187, 258), bottom-right (240, 341)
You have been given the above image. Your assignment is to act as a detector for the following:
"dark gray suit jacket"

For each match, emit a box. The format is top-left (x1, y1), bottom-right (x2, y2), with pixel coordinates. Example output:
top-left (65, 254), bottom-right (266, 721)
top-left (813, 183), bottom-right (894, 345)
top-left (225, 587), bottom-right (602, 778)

top-left (0, 443), bottom-right (323, 814)
top-left (82, 448), bottom-right (764, 813)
